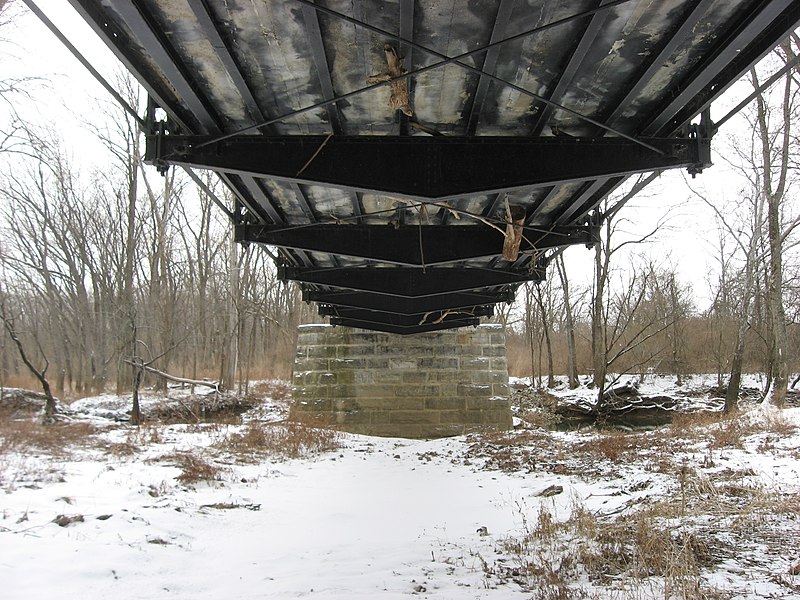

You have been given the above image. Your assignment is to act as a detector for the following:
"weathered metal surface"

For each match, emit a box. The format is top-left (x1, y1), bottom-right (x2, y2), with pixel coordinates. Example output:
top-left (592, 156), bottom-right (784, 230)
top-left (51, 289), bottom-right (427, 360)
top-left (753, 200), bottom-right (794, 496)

top-left (67, 0), bottom-right (800, 333)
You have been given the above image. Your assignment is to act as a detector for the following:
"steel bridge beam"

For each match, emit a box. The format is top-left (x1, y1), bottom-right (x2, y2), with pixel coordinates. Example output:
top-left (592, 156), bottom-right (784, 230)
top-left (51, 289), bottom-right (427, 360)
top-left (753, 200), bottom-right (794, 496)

top-left (319, 305), bottom-right (494, 327)
top-left (328, 317), bottom-right (481, 336)
top-left (236, 223), bottom-right (596, 266)
top-left (643, 0), bottom-right (800, 136)
top-left (465, 0), bottom-right (515, 136)
top-left (529, 0), bottom-right (612, 136)
top-left (280, 266), bottom-right (541, 297)
top-left (148, 135), bottom-right (710, 201)
top-left (303, 289), bottom-right (513, 315)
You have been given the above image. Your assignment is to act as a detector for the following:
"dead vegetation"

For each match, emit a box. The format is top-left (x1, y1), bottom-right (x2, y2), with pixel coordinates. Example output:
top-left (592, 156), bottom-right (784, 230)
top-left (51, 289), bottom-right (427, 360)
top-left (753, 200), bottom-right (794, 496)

top-left (165, 451), bottom-right (225, 485)
top-left (464, 404), bottom-right (800, 598)
top-left (143, 392), bottom-right (260, 423)
top-left (0, 419), bottom-right (99, 458)
top-left (480, 475), bottom-right (800, 599)
top-left (220, 418), bottom-right (342, 461)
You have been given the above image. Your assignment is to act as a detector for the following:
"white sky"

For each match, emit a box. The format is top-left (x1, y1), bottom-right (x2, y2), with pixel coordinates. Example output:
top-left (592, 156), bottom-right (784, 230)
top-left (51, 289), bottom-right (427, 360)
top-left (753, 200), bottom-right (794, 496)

top-left (0, 1), bottom-right (776, 313)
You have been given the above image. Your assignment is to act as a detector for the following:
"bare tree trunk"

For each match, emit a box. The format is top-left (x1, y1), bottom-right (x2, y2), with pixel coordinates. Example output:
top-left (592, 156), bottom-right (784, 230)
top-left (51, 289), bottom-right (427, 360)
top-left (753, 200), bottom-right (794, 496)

top-left (534, 284), bottom-right (555, 388)
top-left (1, 302), bottom-right (57, 421)
top-left (591, 226), bottom-right (609, 402)
top-left (523, 283), bottom-right (536, 385)
top-left (725, 181), bottom-right (763, 413)
top-left (220, 235), bottom-right (239, 392)
top-left (753, 65), bottom-right (791, 408)
top-left (668, 275), bottom-right (684, 386)
top-left (556, 254), bottom-right (578, 388)
top-left (131, 358), bottom-right (143, 426)
top-left (726, 325), bottom-right (747, 413)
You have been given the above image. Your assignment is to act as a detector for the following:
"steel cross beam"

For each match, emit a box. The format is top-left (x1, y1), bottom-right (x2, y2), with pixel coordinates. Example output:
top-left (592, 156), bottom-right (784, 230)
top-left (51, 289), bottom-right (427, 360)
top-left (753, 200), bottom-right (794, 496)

top-left (602, 0), bottom-right (717, 131)
top-left (303, 289), bottom-right (513, 315)
top-left (280, 266), bottom-right (541, 297)
top-left (236, 223), bottom-right (596, 266)
top-left (328, 317), bottom-right (482, 336)
top-left (148, 135), bottom-right (710, 201)
top-left (319, 305), bottom-right (494, 327)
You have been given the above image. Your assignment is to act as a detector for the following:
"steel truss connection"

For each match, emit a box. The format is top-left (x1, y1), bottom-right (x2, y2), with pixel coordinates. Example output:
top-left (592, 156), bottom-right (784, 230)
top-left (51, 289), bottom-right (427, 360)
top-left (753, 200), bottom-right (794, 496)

top-left (146, 135), bottom-right (711, 201)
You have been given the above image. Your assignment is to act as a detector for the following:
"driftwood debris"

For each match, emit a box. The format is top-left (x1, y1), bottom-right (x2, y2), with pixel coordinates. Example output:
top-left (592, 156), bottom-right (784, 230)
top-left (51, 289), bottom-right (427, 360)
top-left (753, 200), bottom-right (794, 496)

top-left (502, 203), bottom-right (527, 261)
top-left (367, 44), bottom-right (413, 116)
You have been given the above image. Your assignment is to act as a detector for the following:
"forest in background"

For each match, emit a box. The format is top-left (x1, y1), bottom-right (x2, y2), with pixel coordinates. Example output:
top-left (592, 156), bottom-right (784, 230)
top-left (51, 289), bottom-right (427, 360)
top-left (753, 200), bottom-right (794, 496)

top-left (1, 6), bottom-right (800, 411)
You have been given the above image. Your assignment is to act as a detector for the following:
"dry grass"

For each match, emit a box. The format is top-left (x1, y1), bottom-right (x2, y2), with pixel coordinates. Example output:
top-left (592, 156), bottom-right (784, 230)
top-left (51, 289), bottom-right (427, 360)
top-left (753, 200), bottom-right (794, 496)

top-left (0, 375), bottom-right (42, 390)
top-left (93, 425), bottom-right (166, 458)
top-left (573, 432), bottom-right (643, 461)
top-left (467, 403), bottom-right (800, 598)
top-left (220, 418), bottom-right (342, 461)
top-left (246, 380), bottom-right (292, 402)
top-left (0, 420), bottom-right (101, 490)
top-left (465, 430), bottom-right (550, 473)
top-left (159, 451), bottom-right (224, 484)
top-left (493, 499), bottom-right (729, 598)
top-left (0, 420), bottom-right (99, 457)
top-left (672, 407), bottom-right (797, 445)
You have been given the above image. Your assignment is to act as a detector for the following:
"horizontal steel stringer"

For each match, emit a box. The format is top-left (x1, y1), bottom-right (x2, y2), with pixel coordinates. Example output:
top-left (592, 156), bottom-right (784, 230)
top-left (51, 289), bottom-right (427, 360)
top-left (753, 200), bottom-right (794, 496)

top-left (235, 223), bottom-right (597, 267)
top-left (319, 305), bottom-right (494, 327)
top-left (302, 289), bottom-right (513, 315)
top-left (146, 135), bottom-right (712, 201)
top-left (280, 266), bottom-right (542, 297)
top-left (328, 317), bottom-right (482, 336)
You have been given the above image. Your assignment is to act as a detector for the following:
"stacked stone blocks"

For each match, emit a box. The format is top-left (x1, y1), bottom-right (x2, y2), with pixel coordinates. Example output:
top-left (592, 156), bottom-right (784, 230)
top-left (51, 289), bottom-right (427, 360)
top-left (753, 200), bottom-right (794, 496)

top-left (291, 324), bottom-right (512, 438)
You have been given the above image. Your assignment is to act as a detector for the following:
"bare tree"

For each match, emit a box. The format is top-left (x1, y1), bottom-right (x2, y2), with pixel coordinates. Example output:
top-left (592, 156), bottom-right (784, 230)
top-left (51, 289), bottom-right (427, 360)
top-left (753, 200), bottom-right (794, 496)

top-left (1, 294), bottom-right (57, 420)
top-left (555, 253), bottom-right (579, 388)
top-left (690, 183), bottom-right (765, 412)
top-left (750, 56), bottom-right (795, 408)
top-left (588, 177), bottom-right (674, 410)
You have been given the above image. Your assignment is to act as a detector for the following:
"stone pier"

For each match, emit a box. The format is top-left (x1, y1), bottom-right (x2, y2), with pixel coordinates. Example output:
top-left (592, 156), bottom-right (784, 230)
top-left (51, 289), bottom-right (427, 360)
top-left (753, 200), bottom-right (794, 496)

top-left (291, 324), bottom-right (512, 438)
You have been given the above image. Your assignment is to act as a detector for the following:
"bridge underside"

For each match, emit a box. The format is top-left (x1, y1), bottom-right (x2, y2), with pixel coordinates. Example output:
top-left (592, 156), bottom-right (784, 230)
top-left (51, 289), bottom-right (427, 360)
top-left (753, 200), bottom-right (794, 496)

top-left (68, 0), bottom-right (800, 333)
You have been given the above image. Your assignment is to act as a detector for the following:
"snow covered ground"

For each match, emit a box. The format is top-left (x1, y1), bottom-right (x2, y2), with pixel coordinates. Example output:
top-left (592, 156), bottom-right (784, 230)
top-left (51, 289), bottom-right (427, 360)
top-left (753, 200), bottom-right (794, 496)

top-left (1, 379), bottom-right (799, 599)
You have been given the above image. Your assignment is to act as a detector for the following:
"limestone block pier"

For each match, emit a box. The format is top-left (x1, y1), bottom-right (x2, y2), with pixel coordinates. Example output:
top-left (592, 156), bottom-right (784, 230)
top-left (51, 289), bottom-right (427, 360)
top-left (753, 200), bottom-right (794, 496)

top-left (291, 324), bottom-right (512, 438)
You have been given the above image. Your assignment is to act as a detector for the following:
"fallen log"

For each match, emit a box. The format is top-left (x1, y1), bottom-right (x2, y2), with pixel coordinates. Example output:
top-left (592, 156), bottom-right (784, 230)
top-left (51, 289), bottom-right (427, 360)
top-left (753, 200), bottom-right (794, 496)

top-left (124, 360), bottom-right (220, 392)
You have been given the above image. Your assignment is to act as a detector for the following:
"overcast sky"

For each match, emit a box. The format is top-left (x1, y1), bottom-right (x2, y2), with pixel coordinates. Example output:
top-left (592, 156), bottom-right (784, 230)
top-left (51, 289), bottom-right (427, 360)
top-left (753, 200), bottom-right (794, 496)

top-left (0, 1), bottom-right (775, 311)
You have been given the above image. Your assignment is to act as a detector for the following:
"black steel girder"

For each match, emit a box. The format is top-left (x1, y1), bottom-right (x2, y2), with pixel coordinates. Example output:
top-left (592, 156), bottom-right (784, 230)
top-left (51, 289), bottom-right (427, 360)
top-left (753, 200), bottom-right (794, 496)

top-left (319, 305), bottom-right (494, 327)
top-left (303, 289), bottom-right (514, 315)
top-left (147, 135), bottom-right (710, 200)
top-left (236, 223), bottom-right (596, 266)
top-left (280, 266), bottom-right (541, 297)
top-left (328, 316), bottom-right (482, 335)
